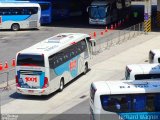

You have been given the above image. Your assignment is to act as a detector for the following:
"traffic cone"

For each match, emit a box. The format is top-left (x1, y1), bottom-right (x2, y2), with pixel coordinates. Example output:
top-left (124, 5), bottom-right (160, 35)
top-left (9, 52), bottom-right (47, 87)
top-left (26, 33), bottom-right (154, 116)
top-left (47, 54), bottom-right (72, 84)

top-left (114, 23), bottom-right (117, 29)
top-left (119, 20), bottom-right (121, 26)
top-left (0, 62), bottom-right (3, 71)
top-left (12, 58), bottom-right (16, 67)
top-left (111, 25), bottom-right (113, 30)
top-left (100, 31), bottom-right (104, 36)
top-left (105, 26), bottom-right (108, 32)
top-left (4, 61), bottom-right (8, 69)
top-left (93, 32), bottom-right (96, 38)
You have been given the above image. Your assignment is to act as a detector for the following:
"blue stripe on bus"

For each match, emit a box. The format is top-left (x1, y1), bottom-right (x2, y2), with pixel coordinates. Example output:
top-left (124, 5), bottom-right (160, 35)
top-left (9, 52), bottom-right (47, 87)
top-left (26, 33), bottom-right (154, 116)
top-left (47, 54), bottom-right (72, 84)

top-left (118, 112), bottom-right (160, 120)
top-left (54, 56), bottom-right (80, 78)
top-left (2, 15), bottom-right (30, 22)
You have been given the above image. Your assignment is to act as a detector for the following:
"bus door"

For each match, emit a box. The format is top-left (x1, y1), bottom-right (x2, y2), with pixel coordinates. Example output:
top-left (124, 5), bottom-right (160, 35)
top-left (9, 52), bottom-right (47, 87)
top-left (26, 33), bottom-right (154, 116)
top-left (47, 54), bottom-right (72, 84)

top-left (16, 54), bottom-right (47, 90)
top-left (0, 16), bottom-right (2, 25)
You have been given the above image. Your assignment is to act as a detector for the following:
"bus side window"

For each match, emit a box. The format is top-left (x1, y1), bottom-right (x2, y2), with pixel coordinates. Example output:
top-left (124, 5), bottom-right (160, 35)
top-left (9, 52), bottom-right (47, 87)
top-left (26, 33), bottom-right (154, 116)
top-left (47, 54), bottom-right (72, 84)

top-left (132, 95), bottom-right (146, 112)
top-left (154, 93), bottom-right (160, 111)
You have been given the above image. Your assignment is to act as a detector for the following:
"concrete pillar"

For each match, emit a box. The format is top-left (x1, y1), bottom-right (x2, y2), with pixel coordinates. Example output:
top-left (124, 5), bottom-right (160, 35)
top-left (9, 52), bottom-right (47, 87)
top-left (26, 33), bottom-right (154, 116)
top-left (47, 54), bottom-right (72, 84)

top-left (144, 0), bottom-right (152, 32)
top-left (157, 0), bottom-right (160, 27)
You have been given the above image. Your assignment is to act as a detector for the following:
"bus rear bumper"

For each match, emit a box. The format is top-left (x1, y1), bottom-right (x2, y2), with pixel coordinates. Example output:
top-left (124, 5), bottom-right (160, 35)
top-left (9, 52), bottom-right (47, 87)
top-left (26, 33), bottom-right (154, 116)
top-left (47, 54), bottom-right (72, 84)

top-left (16, 87), bottom-right (49, 96)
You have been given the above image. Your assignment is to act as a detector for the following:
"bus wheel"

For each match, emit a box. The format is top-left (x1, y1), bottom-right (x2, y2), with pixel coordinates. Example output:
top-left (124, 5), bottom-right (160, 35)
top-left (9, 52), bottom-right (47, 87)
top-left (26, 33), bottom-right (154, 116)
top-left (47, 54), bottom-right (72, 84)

top-left (11, 23), bottom-right (20, 31)
top-left (59, 79), bottom-right (64, 92)
top-left (84, 63), bottom-right (88, 75)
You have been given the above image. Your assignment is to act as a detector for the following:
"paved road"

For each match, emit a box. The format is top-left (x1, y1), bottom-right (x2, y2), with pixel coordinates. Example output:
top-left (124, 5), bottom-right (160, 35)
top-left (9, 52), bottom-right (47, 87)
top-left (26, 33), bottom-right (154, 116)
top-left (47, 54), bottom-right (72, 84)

top-left (1, 32), bottom-right (160, 120)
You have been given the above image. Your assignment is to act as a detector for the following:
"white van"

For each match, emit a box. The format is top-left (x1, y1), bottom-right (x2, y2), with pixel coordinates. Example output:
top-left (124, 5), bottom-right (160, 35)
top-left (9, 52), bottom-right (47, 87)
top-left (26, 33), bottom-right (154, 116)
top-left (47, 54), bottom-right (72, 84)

top-left (149, 49), bottom-right (160, 63)
top-left (125, 64), bottom-right (160, 80)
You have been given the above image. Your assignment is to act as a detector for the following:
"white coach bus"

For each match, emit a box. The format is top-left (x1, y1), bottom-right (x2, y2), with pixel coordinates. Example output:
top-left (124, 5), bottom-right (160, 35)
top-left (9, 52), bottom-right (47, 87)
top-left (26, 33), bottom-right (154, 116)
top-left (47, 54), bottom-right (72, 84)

top-left (149, 49), bottom-right (160, 64)
top-left (15, 33), bottom-right (91, 95)
top-left (125, 64), bottom-right (160, 80)
top-left (90, 80), bottom-right (160, 120)
top-left (0, 2), bottom-right (41, 31)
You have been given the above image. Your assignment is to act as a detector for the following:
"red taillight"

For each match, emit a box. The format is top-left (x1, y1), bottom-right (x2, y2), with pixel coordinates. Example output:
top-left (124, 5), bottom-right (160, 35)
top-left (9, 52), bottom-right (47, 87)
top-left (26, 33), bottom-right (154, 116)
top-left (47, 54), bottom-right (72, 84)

top-left (42, 77), bottom-right (48, 89)
top-left (15, 75), bottom-right (20, 87)
top-left (71, 42), bottom-right (76, 45)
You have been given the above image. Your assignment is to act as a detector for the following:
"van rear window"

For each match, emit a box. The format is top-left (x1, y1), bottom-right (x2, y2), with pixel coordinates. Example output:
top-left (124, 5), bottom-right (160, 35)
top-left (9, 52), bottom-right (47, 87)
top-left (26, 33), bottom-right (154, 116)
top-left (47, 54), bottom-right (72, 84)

top-left (17, 54), bottom-right (44, 67)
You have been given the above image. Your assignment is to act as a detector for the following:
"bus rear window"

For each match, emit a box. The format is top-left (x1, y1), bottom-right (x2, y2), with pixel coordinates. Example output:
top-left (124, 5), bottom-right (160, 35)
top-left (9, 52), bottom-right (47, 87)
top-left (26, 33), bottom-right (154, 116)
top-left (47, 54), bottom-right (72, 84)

top-left (17, 54), bottom-right (44, 67)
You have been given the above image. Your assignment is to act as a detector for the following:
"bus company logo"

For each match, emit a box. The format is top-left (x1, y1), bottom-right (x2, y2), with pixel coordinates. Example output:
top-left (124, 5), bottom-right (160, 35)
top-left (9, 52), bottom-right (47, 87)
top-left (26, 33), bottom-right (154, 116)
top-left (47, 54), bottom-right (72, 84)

top-left (25, 77), bottom-right (38, 82)
top-left (0, 16), bottom-right (2, 24)
top-left (69, 60), bottom-right (77, 71)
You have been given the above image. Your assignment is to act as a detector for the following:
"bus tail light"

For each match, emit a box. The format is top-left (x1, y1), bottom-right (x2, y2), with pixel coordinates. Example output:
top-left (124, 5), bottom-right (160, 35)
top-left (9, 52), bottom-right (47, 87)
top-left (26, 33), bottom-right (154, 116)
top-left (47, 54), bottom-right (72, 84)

top-left (43, 77), bottom-right (48, 89)
top-left (15, 75), bottom-right (20, 87)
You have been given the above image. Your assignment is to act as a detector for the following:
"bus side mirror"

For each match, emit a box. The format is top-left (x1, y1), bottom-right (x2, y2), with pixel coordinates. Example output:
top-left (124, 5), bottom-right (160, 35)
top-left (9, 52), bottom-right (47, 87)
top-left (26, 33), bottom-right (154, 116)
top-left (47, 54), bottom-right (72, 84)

top-left (105, 8), bottom-right (108, 12)
top-left (90, 39), bottom-right (96, 46)
top-left (86, 6), bottom-right (90, 12)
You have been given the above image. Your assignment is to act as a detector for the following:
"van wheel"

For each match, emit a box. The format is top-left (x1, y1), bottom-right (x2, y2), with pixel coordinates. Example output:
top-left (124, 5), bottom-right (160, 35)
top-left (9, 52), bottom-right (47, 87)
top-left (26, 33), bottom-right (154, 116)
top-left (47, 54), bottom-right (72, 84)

top-left (11, 23), bottom-right (20, 31)
top-left (84, 63), bottom-right (88, 75)
top-left (59, 79), bottom-right (64, 92)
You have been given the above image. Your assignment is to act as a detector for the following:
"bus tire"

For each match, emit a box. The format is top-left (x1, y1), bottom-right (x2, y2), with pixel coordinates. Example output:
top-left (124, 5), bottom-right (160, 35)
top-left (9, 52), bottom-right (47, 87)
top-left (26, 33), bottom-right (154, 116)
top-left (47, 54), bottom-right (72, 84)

top-left (83, 63), bottom-right (88, 75)
top-left (59, 79), bottom-right (64, 92)
top-left (11, 23), bottom-right (20, 31)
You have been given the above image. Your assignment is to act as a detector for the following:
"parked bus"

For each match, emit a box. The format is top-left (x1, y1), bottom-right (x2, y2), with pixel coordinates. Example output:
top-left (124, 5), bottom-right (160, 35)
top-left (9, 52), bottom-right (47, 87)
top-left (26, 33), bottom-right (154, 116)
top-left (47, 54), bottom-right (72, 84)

top-left (15, 33), bottom-right (91, 95)
top-left (149, 49), bottom-right (160, 64)
top-left (90, 80), bottom-right (160, 120)
top-left (38, 1), bottom-right (52, 24)
top-left (0, 2), bottom-right (41, 31)
top-left (125, 64), bottom-right (160, 80)
top-left (87, 0), bottom-right (118, 25)
top-left (15, 0), bottom-right (52, 24)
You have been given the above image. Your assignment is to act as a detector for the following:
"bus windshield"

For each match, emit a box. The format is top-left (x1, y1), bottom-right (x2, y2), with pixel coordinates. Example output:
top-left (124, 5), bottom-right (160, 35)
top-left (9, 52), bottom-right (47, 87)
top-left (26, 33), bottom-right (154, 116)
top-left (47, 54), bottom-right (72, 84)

top-left (39, 3), bottom-right (50, 11)
top-left (17, 54), bottom-right (44, 67)
top-left (135, 74), bottom-right (160, 80)
top-left (100, 93), bottom-right (160, 113)
top-left (89, 5), bottom-right (107, 19)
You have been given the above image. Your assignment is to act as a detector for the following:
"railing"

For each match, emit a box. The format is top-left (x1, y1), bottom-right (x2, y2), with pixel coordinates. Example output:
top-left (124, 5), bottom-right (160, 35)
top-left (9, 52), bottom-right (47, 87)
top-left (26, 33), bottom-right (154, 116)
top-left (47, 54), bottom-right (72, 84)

top-left (0, 22), bottom-right (144, 90)
top-left (90, 22), bottom-right (144, 55)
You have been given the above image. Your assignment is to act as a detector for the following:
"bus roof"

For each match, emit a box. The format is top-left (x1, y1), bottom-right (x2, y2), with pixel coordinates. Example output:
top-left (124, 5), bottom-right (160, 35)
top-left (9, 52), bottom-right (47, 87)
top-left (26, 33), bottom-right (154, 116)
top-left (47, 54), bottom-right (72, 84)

top-left (0, 2), bottom-right (40, 7)
top-left (126, 63), bottom-right (160, 74)
top-left (18, 33), bottom-right (90, 56)
top-left (91, 0), bottom-right (111, 6)
top-left (93, 80), bottom-right (160, 95)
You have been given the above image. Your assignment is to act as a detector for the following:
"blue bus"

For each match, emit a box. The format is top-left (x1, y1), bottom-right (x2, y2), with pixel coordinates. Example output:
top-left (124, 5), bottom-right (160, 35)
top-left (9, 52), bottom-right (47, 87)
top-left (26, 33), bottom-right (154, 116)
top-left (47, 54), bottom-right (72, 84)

top-left (51, 0), bottom-right (83, 20)
top-left (32, 1), bottom-right (52, 24)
